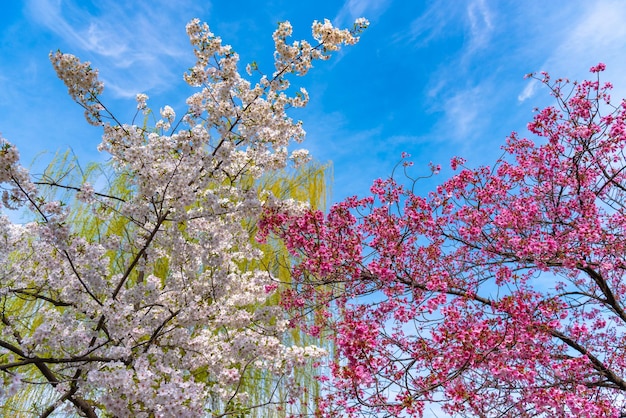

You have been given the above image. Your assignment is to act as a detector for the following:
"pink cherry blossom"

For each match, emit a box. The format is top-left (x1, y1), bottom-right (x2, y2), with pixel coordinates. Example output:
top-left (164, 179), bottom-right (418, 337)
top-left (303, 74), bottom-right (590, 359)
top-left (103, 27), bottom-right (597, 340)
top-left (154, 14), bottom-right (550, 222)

top-left (262, 64), bottom-right (626, 417)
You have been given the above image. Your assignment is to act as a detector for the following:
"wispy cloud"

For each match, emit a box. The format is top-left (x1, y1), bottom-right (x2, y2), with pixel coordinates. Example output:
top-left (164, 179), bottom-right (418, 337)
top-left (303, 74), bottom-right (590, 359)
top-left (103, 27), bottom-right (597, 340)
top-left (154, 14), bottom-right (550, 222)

top-left (26, 0), bottom-right (208, 97)
top-left (334, 0), bottom-right (390, 26)
top-left (517, 78), bottom-right (539, 102)
top-left (465, 0), bottom-right (493, 54)
top-left (444, 87), bottom-right (483, 140)
top-left (398, 0), bottom-right (496, 126)
top-left (402, 0), bottom-right (493, 54)
top-left (402, 3), bottom-right (454, 47)
top-left (550, 0), bottom-right (626, 69)
top-left (517, 0), bottom-right (626, 102)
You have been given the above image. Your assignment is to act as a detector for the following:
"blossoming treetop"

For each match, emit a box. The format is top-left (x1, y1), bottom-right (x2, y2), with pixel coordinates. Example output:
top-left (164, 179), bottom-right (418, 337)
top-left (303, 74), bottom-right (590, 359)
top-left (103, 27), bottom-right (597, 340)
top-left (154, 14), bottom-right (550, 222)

top-left (0, 17), bottom-right (367, 417)
top-left (262, 64), bottom-right (626, 417)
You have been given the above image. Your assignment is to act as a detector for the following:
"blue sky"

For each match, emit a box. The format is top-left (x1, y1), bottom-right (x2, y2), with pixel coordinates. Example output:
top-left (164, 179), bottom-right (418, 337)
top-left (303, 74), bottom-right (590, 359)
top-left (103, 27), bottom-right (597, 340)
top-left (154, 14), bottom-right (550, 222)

top-left (2, 0), bottom-right (626, 206)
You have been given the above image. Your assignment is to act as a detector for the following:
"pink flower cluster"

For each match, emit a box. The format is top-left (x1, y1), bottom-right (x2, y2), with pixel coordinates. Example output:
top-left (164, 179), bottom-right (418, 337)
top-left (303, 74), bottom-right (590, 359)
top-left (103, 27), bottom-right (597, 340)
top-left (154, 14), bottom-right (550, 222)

top-left (261, 64), bottom-right (626, 417)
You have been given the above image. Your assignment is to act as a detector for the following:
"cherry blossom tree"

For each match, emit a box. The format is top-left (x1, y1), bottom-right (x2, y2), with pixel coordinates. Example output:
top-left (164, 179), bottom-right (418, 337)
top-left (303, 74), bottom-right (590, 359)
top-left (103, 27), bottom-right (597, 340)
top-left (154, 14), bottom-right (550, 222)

top-left (261, 65), bottom-right (626, 417)
top-left (0, 17), bottom-right (367, 417)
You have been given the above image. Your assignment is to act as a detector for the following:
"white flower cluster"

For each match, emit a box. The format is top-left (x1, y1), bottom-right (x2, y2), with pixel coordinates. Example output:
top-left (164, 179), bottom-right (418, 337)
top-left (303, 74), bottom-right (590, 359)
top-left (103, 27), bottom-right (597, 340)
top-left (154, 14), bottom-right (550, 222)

top-left (136, 93), bottom-right (149, 110)
top-left (272, 17), bottom-right (369, 76)
top-left (50, 51), bottom-right (105, 126)
top-left (0, 136), bottom-right (19, 181)
top-left (0, 16), bottom-right (366, 418)
top-left (156, 105), bottom-right (176, 131)
top-left (289, 148), bottom-right (312, 167)
top-left (76, 182), bottom-right (95, 203)
top-left (0, 136), bottom-right (37, 209)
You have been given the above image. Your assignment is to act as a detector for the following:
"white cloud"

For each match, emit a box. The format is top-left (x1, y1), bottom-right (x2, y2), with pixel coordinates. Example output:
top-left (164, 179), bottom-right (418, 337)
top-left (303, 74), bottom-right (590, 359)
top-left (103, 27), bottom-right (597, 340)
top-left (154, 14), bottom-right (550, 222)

top-left (552, 0), bottom-right (626, 67)
top-left (402, 3), bottom-right (452, 47)
top-left (25, 0), bottom-right (207, 97)
top-left (517, 0), bottom-right (626, 101)
top-left (402, 0), bottom-right (493, 55)
top-left (424, 82), bottom-right (491, 147)
top-left (83, 21), bottom-right (129, 58)
top-left (466, 0), bottom-right (494, 53)
top-left (517, 78), bottom-right (539, 102)
top-left (442, 86), bottom-right (484, 141)
top-left (334, 0), bottom-right (390, 26)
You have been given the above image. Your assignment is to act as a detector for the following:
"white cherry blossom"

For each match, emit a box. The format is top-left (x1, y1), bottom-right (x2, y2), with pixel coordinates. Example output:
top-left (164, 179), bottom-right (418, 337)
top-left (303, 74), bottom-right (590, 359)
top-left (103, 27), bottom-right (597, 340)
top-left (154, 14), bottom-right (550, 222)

top-left (0, 17), bottom-right (367, 417)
